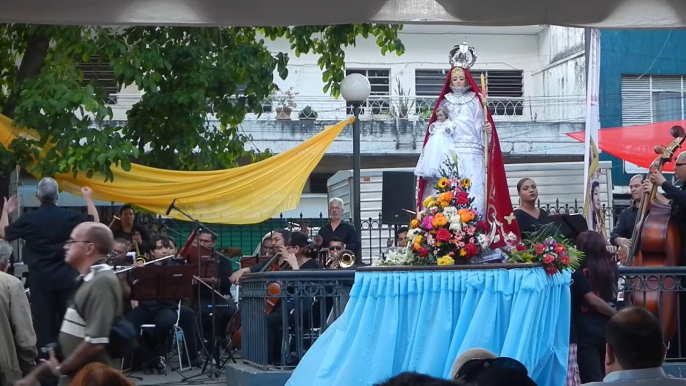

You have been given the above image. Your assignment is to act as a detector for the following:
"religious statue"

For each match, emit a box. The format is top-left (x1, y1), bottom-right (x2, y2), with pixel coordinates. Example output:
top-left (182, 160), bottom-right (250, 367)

top-left (415, 42), bottom-right (521, 248)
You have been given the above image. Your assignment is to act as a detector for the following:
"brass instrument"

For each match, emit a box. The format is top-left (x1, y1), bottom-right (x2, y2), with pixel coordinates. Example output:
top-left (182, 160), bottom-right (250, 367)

top-left (326, 249), bottom-right (355, 269)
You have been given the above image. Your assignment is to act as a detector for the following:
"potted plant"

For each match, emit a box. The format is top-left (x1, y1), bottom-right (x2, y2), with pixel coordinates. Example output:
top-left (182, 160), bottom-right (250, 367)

top-left (299, 106), bottom-right (318, 120)
top-left (271, 87), bottom-right (298, 120)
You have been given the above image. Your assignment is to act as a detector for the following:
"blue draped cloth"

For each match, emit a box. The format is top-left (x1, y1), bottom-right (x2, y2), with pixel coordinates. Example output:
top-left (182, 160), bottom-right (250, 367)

top-left (286, 267), bottom-right (571, 386)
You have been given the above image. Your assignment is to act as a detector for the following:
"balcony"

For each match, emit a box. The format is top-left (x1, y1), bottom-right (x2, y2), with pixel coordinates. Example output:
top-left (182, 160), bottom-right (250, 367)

top-left (106, 94), bottom-right (585, 124)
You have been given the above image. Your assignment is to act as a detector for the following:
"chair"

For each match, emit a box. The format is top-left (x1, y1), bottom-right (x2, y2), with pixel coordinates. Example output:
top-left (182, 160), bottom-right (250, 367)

top-left (139, 301), bottom-right (192, 373)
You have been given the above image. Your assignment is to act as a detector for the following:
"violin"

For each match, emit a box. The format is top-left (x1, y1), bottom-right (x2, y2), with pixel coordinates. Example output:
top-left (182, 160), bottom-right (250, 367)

top-left (627, 125), bottom-right (686, 341)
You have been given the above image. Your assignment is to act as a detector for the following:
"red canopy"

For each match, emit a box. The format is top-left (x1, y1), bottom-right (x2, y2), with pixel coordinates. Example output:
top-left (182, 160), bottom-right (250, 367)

top-left (567, 120), bottom-right (686, 172)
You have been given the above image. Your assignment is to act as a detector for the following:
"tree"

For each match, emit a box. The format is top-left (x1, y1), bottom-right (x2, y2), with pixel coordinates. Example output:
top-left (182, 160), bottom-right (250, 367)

top-left (0, 24), bottom-right (405, 182)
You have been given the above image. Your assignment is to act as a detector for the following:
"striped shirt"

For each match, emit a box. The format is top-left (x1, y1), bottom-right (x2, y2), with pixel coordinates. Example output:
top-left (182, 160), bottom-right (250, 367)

top-left (57, 264), bottom-right (122, 385)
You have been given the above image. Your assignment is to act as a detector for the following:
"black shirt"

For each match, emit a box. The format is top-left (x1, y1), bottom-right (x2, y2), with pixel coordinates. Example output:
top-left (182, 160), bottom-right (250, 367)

top-left (5, 203), bottom-right (92, 290)
top-left (198, 255), bottom-right (233, 299)
top-left (112, 225), bottom-right (150, 253)
top-left (250, 257), bottom-right (320, 273)
top-left (661, 182), bottom-right (686, 243)
top-left (571, 263), bottom-right (618, 342)
top-left (609, 205), bottom-right (638, 246)
top-left (513, 209), bottom-right (550, 236)
top-left (318, 222), bottom-right (360, 258)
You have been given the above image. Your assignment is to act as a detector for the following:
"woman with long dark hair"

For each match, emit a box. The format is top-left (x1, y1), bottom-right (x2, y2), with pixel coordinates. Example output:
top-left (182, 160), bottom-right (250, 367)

top-left (513, 178), bottom-right (551, 237)
top-left (571, 231), bottom-right (618, 383)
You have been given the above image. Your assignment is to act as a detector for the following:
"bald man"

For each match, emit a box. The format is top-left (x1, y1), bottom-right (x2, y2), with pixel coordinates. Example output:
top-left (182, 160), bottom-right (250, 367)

top-left (15, 222), bottom-right (123, 386)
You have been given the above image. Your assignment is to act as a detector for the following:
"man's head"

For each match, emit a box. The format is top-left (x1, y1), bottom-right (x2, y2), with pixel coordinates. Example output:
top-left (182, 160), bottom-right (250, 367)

top-left (119, 205), bottom-right (135, 227)
top-left (65, 222), bottom-right (114, 271)
top-left (328, 198), bottom-right (344, 221)
top-left (629, 174), bottom-right (644, 202)
top-left (328, 236), bottom-right (344, 257)
top-left (675, 152), bottom-right (686, 183)
top-left (605, 306), bottom-right (666, 374)
top-left (0, 239), bottom-right (12, 272)
top-left (113, 238), bottom-right (131, 263)
top-left (396, 226), bottom-right (409, 247)
top-left (261, 237), bottom-right (273, 256)
top-left (198, 230), bottom-right (217, 250)
top-left (36, 177), bottom-right (59, 204)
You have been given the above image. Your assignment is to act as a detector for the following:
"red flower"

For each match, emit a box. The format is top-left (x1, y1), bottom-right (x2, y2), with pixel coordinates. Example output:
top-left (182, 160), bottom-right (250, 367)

top-left (436, 228), bottom-right (452, 242)
top-left (418, 247), bottom-right (429, 257)
top-left (477, 220), bottom-right (489, 231)
top-left (456, 192), bottom-right (470, 205)
top-left (515, 244), bottom-right (527, 251)
top-left (542, 254), bottom-right (555, 264)
top-left (561, 256), bottom-right (570, 266)
top-left (545, 265), bottom-right (559, 275)
top-left (465, 243), bottom-right (479, 257)
top-left (534, 244), bottom-right (545, 254)
top-left (554, 244), bottom-right (566, 254)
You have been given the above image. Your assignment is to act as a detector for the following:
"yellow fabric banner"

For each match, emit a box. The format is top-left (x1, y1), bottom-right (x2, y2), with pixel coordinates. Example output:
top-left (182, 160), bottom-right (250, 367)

top-left (0, 115), bottom-right (352, 224)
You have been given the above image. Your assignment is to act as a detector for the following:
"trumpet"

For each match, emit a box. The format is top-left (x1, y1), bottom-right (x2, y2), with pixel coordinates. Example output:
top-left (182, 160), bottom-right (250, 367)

top-left (326, 249), bottom-right (356, 269)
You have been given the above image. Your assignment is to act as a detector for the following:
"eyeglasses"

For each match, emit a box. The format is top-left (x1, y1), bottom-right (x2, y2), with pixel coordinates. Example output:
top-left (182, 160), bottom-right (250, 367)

top-left (456, 357), bottom-right (529, 381)
top-left (329, 246), bottom-right (342, 251)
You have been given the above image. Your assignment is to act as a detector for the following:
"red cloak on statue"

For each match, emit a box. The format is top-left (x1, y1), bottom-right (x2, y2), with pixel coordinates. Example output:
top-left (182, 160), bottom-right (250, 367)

top-left (416, 67), bottom-right (521, 247)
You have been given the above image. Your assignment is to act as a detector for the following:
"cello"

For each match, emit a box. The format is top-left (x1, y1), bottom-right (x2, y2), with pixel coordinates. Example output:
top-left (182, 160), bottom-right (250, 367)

top-left (627, 125), bottom-right (686, 341)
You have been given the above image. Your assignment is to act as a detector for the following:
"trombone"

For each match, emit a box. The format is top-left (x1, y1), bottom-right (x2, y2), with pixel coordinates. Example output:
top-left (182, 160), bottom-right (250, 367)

top-left (326, 249), bottom-right (356, 269)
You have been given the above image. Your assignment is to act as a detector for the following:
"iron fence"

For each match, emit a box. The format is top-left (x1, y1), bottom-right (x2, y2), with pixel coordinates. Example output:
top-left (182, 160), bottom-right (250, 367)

top-left (618, 266), bottom-right (686, 361)
top-left (239, 270), bottom-right (355, 369)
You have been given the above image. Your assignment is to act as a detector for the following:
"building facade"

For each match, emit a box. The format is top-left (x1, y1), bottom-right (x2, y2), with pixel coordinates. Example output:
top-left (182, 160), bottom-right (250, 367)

top-left (599, 29), bottom-right (686, 193)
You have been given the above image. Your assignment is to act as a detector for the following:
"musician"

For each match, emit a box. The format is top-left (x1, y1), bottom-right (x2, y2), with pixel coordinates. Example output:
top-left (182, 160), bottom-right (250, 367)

top-left (111, 239), bottom-right (132, 267)
top-left (264, 232), bottom-right (320, 364)
top-left (109, 205), bottom-right (149, 255)
top-left (316, 198), bottom-right (360, 260)
top-left (192, 230), bottom-right (236, 344)
top-left (649, 154), bottom-right (686, 261)
top-left (229, 229), bottom-right (290, 284)
top-left (514, 178), bottom-right (551, 236)
top-left (125, 235), bottom-right (201, 373)
top-left (0, 179), bottom-right (99, 373)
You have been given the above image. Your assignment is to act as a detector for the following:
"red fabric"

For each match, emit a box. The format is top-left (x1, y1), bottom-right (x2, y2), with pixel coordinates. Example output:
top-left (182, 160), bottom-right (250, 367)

top-left (416, 67), bottom-right (521, 247)
top-left (566, 120), bottom-right (686, 172)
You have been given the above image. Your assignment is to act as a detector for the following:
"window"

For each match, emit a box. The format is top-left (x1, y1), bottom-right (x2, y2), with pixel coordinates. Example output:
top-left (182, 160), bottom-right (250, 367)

top-left (414, 69), bottom-right (524, 116)
top-left (621, 75), bottom-right (684, 126)
top-left (345, 69), bottom-right (390, 115)
top-left (75, 56), bottom-right (118, 104)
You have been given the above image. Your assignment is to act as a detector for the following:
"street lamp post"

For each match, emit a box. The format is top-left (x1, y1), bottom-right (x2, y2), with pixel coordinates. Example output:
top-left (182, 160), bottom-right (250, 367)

top-left (340, 74), bottom-right (371, 264)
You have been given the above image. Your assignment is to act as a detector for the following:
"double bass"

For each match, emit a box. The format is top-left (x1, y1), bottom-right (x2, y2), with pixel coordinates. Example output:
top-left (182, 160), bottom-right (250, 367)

top-left (627, 125), bottom-right (686, 341)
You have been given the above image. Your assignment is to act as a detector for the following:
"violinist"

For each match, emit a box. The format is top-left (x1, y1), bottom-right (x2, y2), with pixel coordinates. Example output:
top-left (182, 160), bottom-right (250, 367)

top-left (229, 229), bottom-right (290, 285)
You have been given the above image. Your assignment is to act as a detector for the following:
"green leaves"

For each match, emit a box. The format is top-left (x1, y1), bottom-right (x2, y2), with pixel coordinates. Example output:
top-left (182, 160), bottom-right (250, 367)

top-left (0, 23), bottom-right (403, 180)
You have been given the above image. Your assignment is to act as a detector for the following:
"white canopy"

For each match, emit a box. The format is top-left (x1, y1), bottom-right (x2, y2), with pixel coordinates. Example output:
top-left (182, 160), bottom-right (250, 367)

top-left (1, 0), bottom-right (685, 28)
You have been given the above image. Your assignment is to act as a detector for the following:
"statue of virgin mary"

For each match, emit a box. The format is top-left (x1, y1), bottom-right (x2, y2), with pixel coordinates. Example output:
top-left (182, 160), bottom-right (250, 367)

top-left (415, 42), bottom-right (521, 248)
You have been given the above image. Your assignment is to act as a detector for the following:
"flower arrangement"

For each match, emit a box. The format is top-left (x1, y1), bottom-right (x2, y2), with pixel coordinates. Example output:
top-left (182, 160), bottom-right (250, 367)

top-left (504, 235), bottom-right (583, 275)
top-left (375, 159), bottom-right (489, 266)
top-left (271, 86), bottom-right (298, 109)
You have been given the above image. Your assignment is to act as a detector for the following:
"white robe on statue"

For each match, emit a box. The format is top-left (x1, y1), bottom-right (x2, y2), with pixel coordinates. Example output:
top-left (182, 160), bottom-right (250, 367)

top-left (421, 87), bottom-right (487, 217)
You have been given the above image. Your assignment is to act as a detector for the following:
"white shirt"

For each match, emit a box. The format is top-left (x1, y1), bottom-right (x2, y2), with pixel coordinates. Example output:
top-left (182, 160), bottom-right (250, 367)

top-left (584, 367), bottom-right (686, 385)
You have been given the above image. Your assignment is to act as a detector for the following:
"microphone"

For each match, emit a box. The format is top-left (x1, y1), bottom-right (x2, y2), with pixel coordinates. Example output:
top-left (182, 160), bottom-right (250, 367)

top-left (165, 199), bottom-right (176, 216)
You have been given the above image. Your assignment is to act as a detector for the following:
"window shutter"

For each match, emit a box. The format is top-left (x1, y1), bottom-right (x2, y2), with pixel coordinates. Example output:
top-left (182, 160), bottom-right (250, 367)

top-left (621, 75), bottom-right (652, 126)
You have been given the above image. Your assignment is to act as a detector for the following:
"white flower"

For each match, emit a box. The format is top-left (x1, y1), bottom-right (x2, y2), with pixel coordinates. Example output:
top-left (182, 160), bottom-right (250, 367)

top-left (449, 215), bottom-right (462, 231)
top-left (504, 232), bottom-right (518, 246)
top-left (407, 228), bottom-right (421, 241)
top-left (443, 207), bottom-right (458, 218)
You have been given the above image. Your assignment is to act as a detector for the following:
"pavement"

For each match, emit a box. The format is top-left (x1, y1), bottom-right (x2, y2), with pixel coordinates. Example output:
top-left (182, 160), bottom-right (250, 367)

top-left (128, 353), bottom-right (230, 386)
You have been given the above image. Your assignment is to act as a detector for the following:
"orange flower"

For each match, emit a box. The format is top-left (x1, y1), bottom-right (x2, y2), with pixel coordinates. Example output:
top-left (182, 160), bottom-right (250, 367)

top-left (458, 208), bottom-right (474, 223)
top-left (432, 213), bottom-right (448, 228)
top-left (410, 219), bottom-right (420, 229)
top-left (438, 191), bottom-right (454, 203)
top-left (413, 243), bottom-right (421, 251)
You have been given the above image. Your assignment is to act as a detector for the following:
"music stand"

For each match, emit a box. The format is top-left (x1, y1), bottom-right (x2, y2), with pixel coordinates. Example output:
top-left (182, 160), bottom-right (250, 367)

top-left (549, 213), bottom-right (589, 243)
top-left (131, 265), bottom-right (195, 301)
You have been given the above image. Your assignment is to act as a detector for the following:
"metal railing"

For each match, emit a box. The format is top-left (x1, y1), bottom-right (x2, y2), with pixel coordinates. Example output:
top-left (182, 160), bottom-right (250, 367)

top-left (105, 94), bottom-right (585, 123)
top-left (618, 266), bottom-right (686, 361)
top-left (239, 270), bottom-right (355, 369)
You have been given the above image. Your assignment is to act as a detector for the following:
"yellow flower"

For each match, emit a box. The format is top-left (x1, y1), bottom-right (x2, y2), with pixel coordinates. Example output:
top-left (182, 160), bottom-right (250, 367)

top-left (423, 196), bottom-right (435, 208)
top-left (462, 178), bottom-right (471, 188)
top-left (459, 249), bottom-right (467, 257)
top-left (437, 255), bottom-right (455, 266)
top-left (413, 243), bottom-right (422, 251)
top-left (414, 235), bottom-right (423, 244)
top-left (410, 219), bottom-right (420, 229)
top-left (437, 178), bottom-right (448, 189)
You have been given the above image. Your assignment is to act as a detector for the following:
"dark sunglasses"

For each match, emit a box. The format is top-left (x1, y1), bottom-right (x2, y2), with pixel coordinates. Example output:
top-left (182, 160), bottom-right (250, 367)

top-left (329, 246), bottom-right (342, 250)
top-left (456, 357), bottom-right (528, 381)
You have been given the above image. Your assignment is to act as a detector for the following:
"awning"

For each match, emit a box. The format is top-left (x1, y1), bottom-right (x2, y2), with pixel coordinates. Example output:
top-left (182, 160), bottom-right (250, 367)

top-left (1, 0), bottom-right (685, 28)
top-left (567, 120), bottom-right (686, 173)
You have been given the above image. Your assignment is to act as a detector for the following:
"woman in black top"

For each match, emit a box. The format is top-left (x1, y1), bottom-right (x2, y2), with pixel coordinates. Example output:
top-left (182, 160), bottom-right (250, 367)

top-left (571, 231), bottom-right (618, 383)
top-left (513, 178), bottom-right (551, 237)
